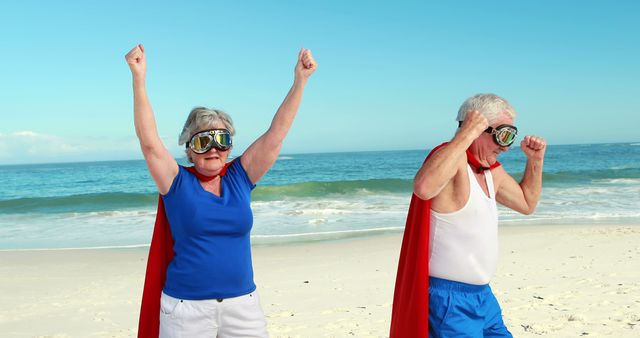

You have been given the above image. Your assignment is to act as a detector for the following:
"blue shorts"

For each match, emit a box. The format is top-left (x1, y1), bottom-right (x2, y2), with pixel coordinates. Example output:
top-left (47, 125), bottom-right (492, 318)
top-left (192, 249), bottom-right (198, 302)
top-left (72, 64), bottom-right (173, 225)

top-left (429, 277), bottom-right (513, 338)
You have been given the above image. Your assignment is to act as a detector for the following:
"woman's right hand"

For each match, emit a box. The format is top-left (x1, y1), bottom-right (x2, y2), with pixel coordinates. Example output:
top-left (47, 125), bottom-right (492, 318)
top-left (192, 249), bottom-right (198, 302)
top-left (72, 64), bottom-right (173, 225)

top-left (294, 48), bottom-right (317, 83)
top-left (125, 44), bottom-right (146, 78)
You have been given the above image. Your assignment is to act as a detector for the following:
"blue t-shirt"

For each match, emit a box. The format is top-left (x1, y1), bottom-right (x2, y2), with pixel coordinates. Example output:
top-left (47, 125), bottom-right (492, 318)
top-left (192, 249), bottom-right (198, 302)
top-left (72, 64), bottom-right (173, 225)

top-left (161, 158), bottom-right (257, 300)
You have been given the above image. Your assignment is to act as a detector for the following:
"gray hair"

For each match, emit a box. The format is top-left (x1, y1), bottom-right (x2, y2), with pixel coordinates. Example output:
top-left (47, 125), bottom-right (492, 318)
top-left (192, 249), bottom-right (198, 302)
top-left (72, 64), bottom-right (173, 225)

top-left (179, 107), bottom-right (235, 163)
top-left (178, 107), bottom-right (235, 146)
top-left (456, 93), bottom-right (516, 125)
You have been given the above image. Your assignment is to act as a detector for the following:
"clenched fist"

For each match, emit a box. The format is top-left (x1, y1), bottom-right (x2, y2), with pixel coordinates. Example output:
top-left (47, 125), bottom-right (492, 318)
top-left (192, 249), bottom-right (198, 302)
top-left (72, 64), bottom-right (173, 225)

top-left (520, 135), bottom-right (546, 161)
top-left (125, 44), bottom-right (146, 78)
top-left (294, 48), bottom-right (317, 82)
top-left (459, 110), bottom-right (489, 141)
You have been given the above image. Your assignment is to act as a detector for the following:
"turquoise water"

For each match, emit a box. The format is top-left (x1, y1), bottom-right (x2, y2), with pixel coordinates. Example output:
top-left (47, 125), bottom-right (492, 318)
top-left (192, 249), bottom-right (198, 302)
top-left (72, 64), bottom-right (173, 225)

top-left (1, 143), bottom-right (639, 249)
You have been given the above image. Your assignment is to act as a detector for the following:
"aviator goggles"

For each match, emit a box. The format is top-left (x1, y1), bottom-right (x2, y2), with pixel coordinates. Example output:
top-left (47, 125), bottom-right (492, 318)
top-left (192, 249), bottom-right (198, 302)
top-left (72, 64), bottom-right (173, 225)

top-left (458, 121), bottom-right (518, 147)
top-left (186, 129), bottom-right (233, 154)
top-left (485, 124), bottom-right (518, 147)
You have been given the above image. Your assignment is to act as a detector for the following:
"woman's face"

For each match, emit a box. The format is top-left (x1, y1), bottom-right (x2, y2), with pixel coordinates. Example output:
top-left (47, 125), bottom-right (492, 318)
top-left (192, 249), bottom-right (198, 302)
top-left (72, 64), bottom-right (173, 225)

top-left (190, 124), bottom-right (232, 175)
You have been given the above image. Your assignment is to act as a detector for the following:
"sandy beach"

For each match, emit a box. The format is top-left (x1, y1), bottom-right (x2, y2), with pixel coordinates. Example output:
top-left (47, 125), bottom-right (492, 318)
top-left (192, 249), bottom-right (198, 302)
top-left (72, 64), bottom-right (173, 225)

top-left (1, 224), bottom-right (639, 337)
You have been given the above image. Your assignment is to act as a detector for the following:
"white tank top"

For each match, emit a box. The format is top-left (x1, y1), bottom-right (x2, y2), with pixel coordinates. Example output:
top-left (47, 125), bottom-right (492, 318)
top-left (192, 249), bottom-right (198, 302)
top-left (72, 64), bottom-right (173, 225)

top-left (429, 164), bottom-right (499, 285)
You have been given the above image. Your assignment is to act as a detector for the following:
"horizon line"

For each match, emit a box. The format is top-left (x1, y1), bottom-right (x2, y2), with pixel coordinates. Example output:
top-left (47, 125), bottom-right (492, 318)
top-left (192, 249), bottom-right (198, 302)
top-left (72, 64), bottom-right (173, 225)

top-left (1, 140), bottom-right (638, 167)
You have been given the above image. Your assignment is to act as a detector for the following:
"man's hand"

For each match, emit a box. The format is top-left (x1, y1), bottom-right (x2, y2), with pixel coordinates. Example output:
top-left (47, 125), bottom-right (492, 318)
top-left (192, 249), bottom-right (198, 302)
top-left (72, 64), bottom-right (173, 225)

top-left (458, 110), bottom-right (489, 141)
top-left (520, 135), bottom-right (546, 161)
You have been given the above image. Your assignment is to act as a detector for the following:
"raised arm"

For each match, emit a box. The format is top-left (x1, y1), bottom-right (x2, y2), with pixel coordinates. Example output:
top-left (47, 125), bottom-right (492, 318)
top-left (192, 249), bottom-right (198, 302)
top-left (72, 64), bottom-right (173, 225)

top-left (125, 44), bottom-right (178, 194)
top-left (413, 111), bottom-right (488, 200)
top-left (495, 135), bottom-right (546, 214)
top-left (241, 48), bottom-right (317, 184)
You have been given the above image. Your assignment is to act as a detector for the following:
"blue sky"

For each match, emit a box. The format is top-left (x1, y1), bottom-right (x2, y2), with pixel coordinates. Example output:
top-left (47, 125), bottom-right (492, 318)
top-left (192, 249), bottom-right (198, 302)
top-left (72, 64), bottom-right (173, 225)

top-left (0, 1), bottom-right (638, 164)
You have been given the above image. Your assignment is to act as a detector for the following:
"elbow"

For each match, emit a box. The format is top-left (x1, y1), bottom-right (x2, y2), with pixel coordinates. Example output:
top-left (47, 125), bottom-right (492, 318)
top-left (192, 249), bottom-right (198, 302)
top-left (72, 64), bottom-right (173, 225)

top-left (138, 143), bottom-right (156, 158)
top-left (265, 128), bottom-right (286, 145)
top-left (135, 127), bottom-right (151, 145)
top-left (413, 180), bottom-right (436, 201)
top-left (138, 139), bottom-right (162, 158)
top-left (520, 209), bottom-right (534, 216)
top-left (135, 129), bottom-right (162, 153)
top-left (520, 204), bottom-right (538, 215)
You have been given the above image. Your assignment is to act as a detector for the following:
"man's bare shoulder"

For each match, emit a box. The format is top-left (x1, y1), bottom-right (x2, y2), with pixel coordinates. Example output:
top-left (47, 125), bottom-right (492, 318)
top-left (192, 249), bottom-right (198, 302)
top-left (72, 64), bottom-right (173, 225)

top-left (430, 157), bottom-right (469, 213)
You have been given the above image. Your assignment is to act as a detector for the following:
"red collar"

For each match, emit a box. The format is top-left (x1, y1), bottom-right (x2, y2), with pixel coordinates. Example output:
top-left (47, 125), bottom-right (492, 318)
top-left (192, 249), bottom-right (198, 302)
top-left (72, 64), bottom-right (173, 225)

top-left (184, 163), bottom-right (230, 182)
top-left (466, 149), bottom-right (501, 173)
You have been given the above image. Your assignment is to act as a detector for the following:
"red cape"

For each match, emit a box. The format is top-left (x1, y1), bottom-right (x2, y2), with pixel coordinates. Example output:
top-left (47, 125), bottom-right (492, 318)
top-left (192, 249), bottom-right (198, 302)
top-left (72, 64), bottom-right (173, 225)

top-left (138, 162), bottom-right (233, 338)
top-left (389, 143), bottom-right (500, 337)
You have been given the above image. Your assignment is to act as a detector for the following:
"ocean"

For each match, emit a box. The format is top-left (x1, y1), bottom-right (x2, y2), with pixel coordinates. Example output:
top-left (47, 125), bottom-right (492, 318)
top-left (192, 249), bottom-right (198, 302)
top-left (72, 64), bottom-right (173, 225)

top-left (1, 143), bottom-right (639, 250)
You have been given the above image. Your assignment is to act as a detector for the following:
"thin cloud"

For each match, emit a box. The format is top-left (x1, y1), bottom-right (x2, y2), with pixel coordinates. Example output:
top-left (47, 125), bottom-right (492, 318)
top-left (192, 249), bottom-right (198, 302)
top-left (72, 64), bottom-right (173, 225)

top-left (0, 131), bottom-right (85, 159)
top-left (0, 131), bottom-right (185, 165)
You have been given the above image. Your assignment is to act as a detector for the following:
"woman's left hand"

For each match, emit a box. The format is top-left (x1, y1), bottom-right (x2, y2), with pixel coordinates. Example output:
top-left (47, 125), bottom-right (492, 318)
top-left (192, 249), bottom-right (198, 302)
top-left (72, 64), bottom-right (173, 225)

top-left (294, 48), bottom-right (317, 82)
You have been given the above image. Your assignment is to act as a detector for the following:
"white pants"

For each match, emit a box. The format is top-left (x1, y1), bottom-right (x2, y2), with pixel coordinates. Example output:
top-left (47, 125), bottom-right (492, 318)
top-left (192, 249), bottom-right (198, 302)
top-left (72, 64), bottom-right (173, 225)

top-left (159, 291), bottom-right (269, 338)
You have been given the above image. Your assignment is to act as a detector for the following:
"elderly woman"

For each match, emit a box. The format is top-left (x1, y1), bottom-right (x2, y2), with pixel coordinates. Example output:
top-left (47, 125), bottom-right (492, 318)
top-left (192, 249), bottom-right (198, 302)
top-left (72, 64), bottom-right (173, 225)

top-left (125, 44), bottom-right (316, 337)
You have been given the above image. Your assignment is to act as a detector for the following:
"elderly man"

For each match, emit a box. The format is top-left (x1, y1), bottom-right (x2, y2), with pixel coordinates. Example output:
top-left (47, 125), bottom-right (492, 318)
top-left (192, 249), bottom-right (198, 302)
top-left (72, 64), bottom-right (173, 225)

top-left (390, 93), bottom-right (546, 338)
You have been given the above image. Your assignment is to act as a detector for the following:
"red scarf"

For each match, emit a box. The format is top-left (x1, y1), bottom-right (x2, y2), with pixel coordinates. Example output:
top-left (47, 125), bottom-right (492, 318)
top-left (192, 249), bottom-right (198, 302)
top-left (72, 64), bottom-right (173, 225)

top-left (466, 148), bottom-right (501, 173)
top-left (137, 161), bottom-right (233, 338)
top-left (389, 143), bottom-right (500, 337)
